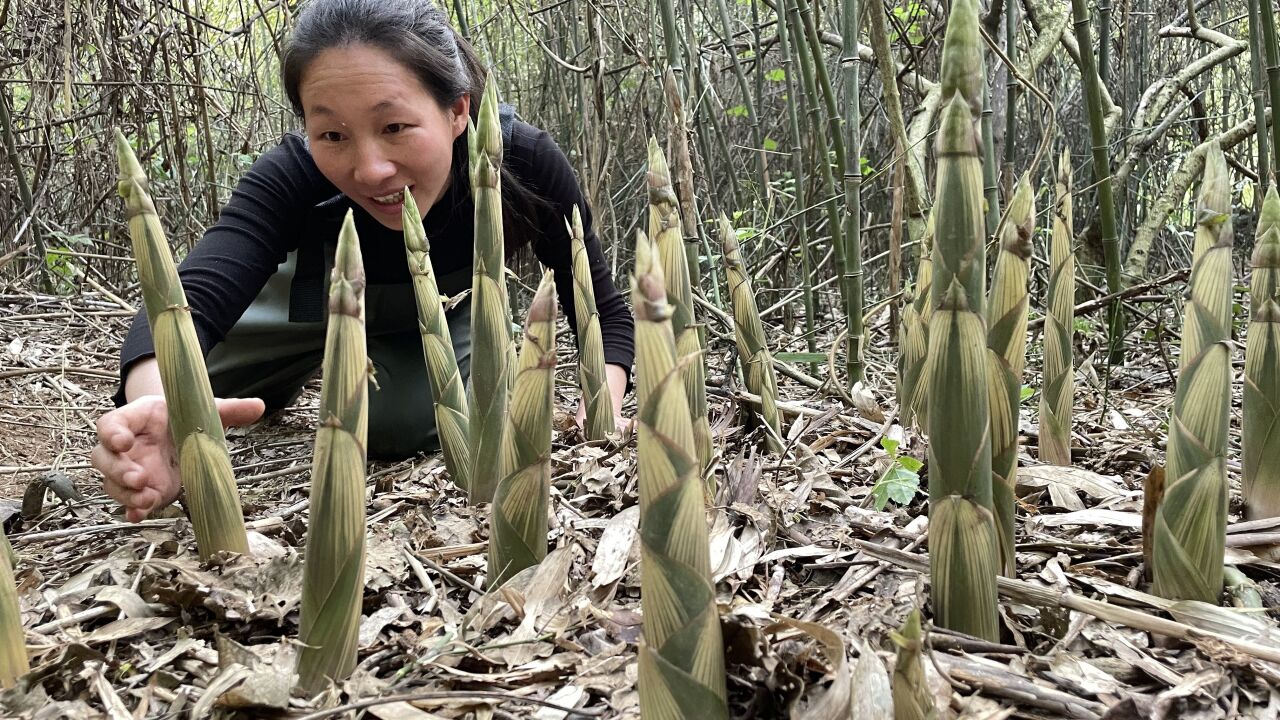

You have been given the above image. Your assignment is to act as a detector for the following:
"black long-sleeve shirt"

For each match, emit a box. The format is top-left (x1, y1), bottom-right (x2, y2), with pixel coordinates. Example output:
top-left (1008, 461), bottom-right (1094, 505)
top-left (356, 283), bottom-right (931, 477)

top-left (116, 120), bottom-right (634, 404)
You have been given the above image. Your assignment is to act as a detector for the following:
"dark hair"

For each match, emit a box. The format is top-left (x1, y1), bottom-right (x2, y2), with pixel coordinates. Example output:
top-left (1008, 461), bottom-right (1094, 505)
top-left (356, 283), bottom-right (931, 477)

top-left (281, 0), bottom-right (548, 255)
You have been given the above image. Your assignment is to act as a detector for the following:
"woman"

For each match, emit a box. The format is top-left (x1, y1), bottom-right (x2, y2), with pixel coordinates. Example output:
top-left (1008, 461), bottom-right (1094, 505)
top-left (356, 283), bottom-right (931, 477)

top-left (92, 0), bottom-right (634, 522)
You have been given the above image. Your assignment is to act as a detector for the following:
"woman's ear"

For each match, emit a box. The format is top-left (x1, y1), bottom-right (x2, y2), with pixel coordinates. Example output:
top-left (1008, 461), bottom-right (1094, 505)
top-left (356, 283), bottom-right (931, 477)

top-left (449, 94), bottom-right (470, 139)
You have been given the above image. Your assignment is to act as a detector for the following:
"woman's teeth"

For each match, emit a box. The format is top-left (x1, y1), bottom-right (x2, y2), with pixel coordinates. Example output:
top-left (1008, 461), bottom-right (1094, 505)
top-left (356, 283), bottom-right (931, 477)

top-left (373, 190), bottom-right (405, 204)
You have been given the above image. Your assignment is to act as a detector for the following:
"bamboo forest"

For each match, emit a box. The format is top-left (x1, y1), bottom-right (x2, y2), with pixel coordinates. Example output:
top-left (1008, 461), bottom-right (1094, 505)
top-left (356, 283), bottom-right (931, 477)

top-left (5, 0), bottom-right (1280, 716)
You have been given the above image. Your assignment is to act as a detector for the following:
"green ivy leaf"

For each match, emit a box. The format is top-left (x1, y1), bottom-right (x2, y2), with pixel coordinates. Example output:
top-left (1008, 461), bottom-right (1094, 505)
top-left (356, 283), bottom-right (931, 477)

top-left (872, 466), bottom-right (920, 510)
top-left (766, 68), bottom-right (786, 82)
top-left (763, 137), bottom-right (779, 152)
top-left (727, 104), bottom-right (748, 118)
top-left (880, 436), bottom-right (899, 456)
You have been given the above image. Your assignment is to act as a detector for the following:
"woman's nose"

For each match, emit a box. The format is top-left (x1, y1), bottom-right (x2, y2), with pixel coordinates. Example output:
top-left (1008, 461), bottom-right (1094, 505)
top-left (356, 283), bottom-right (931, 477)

top-left (353, 141), bottom-right (396, 187)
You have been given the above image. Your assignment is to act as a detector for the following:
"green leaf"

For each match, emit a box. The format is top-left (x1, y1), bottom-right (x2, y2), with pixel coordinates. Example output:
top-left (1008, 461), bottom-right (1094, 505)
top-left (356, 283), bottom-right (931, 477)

top-left (871, 466), bottom-right (920, 510)
top-left (880, 437), bottom-right (899, 456)
top-left (1020, 385), bottom-right (1034, 403)
top-left (898, 456), bottom-right (923, 473)
top-left (766, 68), bottom-right (785, 82)
top-left (763, 137), bottom-right (779, 152)
top-left (726, 104), bottom-right (748, 118)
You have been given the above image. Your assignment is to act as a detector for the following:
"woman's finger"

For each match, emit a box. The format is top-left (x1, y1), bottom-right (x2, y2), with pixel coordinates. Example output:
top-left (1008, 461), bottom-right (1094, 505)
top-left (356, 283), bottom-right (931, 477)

top-left (90, 443), bottom-right (143, 489)
top-left (215, 397), bottom-right (266, 428)
top-left (102, 475), bottom-right (155, 511)
top-left (95, 413), bottom-right (137, 454)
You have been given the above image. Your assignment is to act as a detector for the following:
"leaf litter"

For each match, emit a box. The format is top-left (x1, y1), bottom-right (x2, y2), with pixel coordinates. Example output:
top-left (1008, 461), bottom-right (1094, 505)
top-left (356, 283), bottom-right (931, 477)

top-left (0, 290), bottom-right (1278, 718)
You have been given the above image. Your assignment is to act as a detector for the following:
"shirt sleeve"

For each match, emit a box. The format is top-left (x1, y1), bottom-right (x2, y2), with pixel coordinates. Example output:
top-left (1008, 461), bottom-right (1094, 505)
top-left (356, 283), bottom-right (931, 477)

top-left (510, 125), bottom-right (635, 384)
top-left (113, 135), bottom-right (331, 405)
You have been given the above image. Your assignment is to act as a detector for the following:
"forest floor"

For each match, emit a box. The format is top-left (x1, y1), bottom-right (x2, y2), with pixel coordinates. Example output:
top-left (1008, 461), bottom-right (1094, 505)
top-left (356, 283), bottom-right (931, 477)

top-left (0, 281), bottom-right (1278, 720)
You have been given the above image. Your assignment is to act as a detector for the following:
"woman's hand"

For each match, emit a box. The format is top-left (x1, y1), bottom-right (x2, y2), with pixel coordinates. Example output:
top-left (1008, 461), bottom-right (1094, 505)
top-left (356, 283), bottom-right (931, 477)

top-left (573, 398), bottom-right (631, 436)
top-left (574, 362), bottom-right (631, 436)
top-left (92, 395), bottom-right (265, 522)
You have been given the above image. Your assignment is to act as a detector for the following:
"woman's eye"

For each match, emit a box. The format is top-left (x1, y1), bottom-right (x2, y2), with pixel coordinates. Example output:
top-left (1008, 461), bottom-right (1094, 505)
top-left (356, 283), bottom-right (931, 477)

top-left (318, 131), bottom-right (344, 142)
top-left (385, 123), bottom-right (407, 134)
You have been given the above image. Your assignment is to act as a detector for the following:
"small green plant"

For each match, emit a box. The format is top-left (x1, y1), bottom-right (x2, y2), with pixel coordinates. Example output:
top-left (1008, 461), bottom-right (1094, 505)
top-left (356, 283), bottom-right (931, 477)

top-left (871, 437), bottom-right (922, 510)
top-left (891, 0), bottom-right (927, 44)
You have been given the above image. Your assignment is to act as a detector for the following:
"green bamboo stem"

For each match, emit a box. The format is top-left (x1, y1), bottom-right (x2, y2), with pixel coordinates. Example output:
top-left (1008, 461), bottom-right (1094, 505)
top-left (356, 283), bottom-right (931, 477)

top-left (467, 82), bottom-right (512, 505)
top-left (1259, 0), bottom-right (1280, 178)
top-left (402, 191), bottom-right (471, 492)
top-left (981, 92), bottom-right (1002, 237)
top-left (1151, 144), bottom-right (1233, 604)
top-left (795, 0), bottom-right (863, 384)
top-left (297, 210), bottom-right (368, 693)
top-left (113, 128), bottom-right (248, 559)
top-left (712, 0), bottom-right (768, 200)
top-left (986, 177), bottom-right (1035, 577)
top-left (1039, 149), bottom-right (1076, 466)
top-left (1247, 0), bottom-right (1271, 185)
top-left (775, 0), bottom-right (819, 372)
top-left (925, 0), bottom-right (1000, 641)
top-left (1070, 0), bottom-right (1125, 365)
top-left (488, 271), bottom-right (556, 587)
top-left (1244, 186), bottom-right (1280, 520)
top-left (633, 230), bottom-right (728, 719)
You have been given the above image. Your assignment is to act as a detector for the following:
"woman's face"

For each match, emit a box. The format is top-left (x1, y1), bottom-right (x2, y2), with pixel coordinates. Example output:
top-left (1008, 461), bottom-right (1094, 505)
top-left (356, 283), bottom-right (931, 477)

top-left (299, 43), bottom-right (469, 230)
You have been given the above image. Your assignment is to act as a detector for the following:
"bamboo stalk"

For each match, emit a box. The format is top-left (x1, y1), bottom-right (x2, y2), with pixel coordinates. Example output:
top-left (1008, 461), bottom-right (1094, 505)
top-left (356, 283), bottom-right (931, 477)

top-left (775, 0), bottom-right (819, 372)
top-left (1151, 144), bottom-right (1233, 603)
top-left (711, 0), bottom-right (768, 200)
top-left (297, 210), bottom-right (368, 692)
top-left (1244, 185), bottom-right (1280, 520)
top-left (1257, 0), bottom-right (1280, 175)
top-left (925, 0), bottom-right (1000, 641)
top-left (568, 207), bottom-right (616, 441)
top-left (890, 609), bottom-right (935, 720)
top-left (468, 82), bottom-right (512, 505)
top-left (633, 230), bottom-right (728, 719)
top-left (793, 0), bottom-right (863, 384)
top-left (1247, 0), bottom-right (1271, 184)
top-left (402, 191), bottom-right (471, 492)
top-left (1070, 0), bottom-right (1125, 364)
top-left (0, 528), bottom-right (26, 688)
top-left (986, 177), bottom-right (1035, 576)
top-left (488, 271), bottom-right (556, 587)
top-left (113, 128), bottom-right (248, 559)
top-left (647, 138), bottom-right (713, 476)
top-left (1039, 149), bottom-right (1076, 466)
top-left (719, 216), bottom-right (782, 451)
